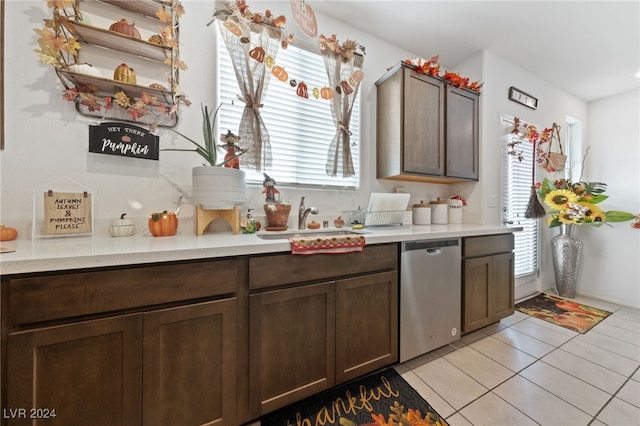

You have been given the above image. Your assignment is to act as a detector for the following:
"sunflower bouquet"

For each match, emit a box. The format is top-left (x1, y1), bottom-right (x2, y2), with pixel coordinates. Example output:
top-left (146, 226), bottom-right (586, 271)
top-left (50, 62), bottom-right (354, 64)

top-left (537, 178), bottom-right (640, 229)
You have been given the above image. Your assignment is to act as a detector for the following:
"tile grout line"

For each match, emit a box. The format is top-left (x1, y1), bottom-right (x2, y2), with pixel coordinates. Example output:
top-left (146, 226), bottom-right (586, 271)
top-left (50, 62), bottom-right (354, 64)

top-left (440, 317), bottom-right (560, 424)
top-left (587, 364), bottom-right (640, 425)
top-left (410, 305), bottom-right (640, 425)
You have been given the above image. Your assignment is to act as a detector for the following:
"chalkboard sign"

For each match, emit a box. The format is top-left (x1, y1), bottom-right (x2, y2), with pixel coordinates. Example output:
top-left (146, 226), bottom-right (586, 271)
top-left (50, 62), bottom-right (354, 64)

top-left (89, 122), bottom-right (159, 160)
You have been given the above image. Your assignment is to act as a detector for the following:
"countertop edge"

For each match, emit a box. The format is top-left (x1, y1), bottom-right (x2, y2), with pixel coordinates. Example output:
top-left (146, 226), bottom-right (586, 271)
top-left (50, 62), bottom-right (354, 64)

top-left (0, 224), bottom-right (522, 276)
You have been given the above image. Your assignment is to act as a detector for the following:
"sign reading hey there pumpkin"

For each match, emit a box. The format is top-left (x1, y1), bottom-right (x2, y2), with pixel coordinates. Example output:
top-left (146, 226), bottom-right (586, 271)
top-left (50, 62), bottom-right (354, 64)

top-left (89, 122), bottom-right (159, 160)
top-left (43, 191), bottom-right (92, 235)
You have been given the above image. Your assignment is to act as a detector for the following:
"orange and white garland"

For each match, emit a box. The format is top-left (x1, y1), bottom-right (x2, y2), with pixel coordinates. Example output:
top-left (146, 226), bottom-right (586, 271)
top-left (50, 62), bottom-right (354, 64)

top-left (222, 18), bottom-right (365, 100)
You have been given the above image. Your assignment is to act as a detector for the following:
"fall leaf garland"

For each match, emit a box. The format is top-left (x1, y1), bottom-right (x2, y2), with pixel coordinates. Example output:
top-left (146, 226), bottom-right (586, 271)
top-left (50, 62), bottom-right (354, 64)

top-left (404, 56), bottom-right (483, 92)
top-left (219, 17), bottom-right (365, 101)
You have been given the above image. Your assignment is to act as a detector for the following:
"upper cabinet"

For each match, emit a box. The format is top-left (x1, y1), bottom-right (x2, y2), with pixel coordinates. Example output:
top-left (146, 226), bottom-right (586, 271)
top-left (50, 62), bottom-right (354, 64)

top-left (375, 62), bottom-right (480, 183)
top-left (40, 0), bottom-right (185, 128)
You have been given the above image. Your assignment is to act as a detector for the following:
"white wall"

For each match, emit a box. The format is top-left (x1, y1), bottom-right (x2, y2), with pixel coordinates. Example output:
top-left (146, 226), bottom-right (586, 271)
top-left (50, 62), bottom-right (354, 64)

top-left (2, 1), bottom-right (638, 307)
top-left (0, 0), bottom-right (452, 233)
top-left (579, 89), bottom-right (640, 307)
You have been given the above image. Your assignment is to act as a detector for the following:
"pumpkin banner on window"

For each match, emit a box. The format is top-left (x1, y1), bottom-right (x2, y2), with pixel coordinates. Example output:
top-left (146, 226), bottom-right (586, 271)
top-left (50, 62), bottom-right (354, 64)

top-left (256, 54), bottom-right (365, 102)
top-left (220, 11), bottom-right (365, 102)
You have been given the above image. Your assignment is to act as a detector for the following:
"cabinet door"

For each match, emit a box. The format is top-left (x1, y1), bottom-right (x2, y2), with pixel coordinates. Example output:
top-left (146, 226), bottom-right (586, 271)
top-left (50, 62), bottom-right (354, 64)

top-left (490, 252), bottom-right (515, 321)
top-left (7, 315), bottom-right (142, 426)
top-left (335, 272), bottom-right (398, 383)
top-left (462, 256), bottom-right (492, 333)
top-left (403, 70), bottom-right (445, 176)
top-left (249, 283), bottom-right (335, 416)
top-left (143, 299), bottom-right (237, 426)
top-left (446, 85), bottom-right (479, 180)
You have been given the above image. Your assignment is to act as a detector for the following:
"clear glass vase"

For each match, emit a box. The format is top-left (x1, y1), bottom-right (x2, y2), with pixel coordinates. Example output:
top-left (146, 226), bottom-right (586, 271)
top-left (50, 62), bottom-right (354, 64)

top-left (551, 224), bottom-right (583, 298)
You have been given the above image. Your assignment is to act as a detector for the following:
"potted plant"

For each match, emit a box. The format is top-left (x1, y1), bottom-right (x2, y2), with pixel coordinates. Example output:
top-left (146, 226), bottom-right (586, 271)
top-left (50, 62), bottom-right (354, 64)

top-left (164, 104), bottom-right (248, 209)
top-left (262, 173), bottom-right (291, 230)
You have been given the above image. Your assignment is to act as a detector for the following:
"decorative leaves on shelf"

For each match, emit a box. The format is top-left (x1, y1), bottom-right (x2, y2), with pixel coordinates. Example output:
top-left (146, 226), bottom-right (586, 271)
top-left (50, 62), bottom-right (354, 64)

top-left (35, 0), bottom-right (188, 130)
top-left (404, 56), bottom-right (483, 92)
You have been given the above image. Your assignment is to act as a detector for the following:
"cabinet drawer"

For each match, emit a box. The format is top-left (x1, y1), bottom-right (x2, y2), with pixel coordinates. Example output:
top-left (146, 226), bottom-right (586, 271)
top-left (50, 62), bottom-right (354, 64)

top-left (8, 259), bottom-right (238, 327)
top-left (463, 234), bottom-right (514, 258)
top-left (249, 244), bottom-right (398, 290)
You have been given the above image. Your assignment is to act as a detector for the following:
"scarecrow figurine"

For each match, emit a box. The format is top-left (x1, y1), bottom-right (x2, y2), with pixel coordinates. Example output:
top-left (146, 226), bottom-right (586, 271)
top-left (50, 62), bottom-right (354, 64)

top-left (219, 130), bottom-right (242, 169)
top-left (262, 173), bottom-right (280, 204)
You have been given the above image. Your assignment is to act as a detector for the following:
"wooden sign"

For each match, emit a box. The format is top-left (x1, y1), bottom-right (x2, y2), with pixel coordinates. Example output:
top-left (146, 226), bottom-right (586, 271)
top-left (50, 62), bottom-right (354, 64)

top-left (291, 0), bottom-right (317, 38)
top-left (43, 191), bottom-right (92, 235)
top-left (89, 122), bottom-right (159, 160)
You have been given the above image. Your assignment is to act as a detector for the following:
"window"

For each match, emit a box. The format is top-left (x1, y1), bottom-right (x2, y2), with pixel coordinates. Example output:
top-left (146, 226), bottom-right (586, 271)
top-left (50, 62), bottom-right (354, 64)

top-left (217, 35), bottom-right (360, 189)
top-left (502, 117), bottom-right (539, 292)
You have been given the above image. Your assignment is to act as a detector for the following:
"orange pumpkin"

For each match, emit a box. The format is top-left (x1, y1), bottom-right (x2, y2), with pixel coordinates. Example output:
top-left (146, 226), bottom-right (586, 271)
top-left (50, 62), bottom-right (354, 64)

top-left (296, 81), bottom-right (308, 98)
top-left (223, 20), bottom-right (243, 37)
top-left (0, 225), bottom-right (18, 241)
top-left (351, 69), bottom-right (365, 83)
top-left (148, 34), bottom-right (165, 46)
top-left (271, 65), bottom-right (288, 82)
top-left (114, 63), bottom-right (137, 84)
top-left (320, 86), bottom-right (334, 100)
top-left (249, 46), bottom-right (266, 63)
top-left (109, 18), bottom-right (141, 39)
top-left (148, 211), bottom-right (178, 236)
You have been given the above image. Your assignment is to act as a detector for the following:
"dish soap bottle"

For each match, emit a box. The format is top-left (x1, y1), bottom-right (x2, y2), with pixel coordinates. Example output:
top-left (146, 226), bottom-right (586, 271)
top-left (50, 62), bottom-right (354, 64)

top-left (241, 209), bottom-right (257, 234)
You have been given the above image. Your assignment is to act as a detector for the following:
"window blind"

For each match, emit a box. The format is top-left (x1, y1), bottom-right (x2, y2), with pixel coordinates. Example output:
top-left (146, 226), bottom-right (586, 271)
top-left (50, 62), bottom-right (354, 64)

top-left (217, 33), bottom-right (360, 189)
top-left (502, 119), bottom-right (540, 278)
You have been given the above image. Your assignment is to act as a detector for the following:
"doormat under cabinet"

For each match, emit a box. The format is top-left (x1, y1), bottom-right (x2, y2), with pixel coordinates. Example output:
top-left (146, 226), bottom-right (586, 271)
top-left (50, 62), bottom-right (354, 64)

top-left (515, 293), bottom-right (612, 333)
top-left (260, 368), bottom-right (448, 426)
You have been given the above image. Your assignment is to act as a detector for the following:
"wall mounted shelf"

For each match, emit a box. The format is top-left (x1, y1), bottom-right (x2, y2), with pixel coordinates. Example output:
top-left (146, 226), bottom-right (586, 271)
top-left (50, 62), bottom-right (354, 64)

top-left (45, 0), bottom-right (183, 128)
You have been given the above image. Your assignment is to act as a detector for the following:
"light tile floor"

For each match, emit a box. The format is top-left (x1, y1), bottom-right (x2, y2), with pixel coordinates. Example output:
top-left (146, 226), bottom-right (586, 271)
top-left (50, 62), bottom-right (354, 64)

top-left (395, 294), bottom-right (640, 426)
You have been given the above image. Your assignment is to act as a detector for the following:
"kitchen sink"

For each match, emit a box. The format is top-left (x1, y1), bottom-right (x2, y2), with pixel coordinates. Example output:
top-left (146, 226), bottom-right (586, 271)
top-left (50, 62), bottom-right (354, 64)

top-left (256, 229), bottom-right (367, 240)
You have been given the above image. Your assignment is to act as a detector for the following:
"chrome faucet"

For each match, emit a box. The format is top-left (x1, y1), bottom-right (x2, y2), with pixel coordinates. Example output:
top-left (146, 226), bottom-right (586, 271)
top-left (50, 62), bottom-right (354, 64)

top-left (298, 196), bottom-right (319, 229)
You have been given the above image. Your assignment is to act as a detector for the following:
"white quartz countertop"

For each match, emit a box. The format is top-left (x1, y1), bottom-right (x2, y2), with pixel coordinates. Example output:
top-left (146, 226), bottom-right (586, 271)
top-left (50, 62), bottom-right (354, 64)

top-left (0, 224), bottom-right (522, 275)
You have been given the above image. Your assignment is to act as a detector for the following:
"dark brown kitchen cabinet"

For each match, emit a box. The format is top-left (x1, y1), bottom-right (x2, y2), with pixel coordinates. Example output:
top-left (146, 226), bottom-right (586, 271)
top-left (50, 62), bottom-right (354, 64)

top-left (2, 259), bottom-right (239, 426)
top-left (376, 62), bottom-right (479, 183)
top-left (7, 315), bottom-right (143, 426)
top-left (249, 282), bottom-right (336, 415)
top-left (446, 85), bottom-right (480, 180)
top-left (245, 244), bottom-right (399, 420)
top-left (462, 234), bottom-right (514, 334)
top-left (142, 299), bottom-right (237, 426)
top-left (335, 271), bottom-right (398, 384)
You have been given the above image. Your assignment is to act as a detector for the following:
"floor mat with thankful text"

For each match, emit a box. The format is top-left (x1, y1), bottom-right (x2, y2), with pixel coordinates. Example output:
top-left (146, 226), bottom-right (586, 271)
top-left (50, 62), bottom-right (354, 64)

top-left (260, 368), bottom-right (448, 426)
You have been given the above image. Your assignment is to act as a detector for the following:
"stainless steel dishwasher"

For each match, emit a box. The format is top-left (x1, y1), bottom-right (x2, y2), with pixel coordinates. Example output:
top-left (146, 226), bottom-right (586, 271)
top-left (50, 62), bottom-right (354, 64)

top-left (400, 238), bottom-right (461, 362)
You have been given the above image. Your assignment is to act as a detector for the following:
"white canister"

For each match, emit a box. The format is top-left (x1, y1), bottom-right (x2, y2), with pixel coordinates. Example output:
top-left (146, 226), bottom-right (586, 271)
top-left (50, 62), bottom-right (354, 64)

top-left (412, 207), bottom-right (431, 225)
top-left (448, 199), bottom-right (463, 224)
top-left (402, 210), bottom-right (413, 226)
top-left (430, 200), bottom-right (448, 224)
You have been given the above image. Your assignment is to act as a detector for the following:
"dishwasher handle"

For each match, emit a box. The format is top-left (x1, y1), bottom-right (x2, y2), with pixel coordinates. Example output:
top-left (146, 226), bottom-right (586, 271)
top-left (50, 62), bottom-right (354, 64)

top-left (425, 248), bottom-right (442, 255)
top-left (403, 239), bottom-right (460, 252)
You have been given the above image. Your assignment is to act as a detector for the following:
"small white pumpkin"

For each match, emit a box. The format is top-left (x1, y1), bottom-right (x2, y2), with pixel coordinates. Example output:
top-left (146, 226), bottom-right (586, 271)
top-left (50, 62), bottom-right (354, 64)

top-left (69, 63), bottom-right (103, 78)
top-left (109, 213), bottom-right (135, 237)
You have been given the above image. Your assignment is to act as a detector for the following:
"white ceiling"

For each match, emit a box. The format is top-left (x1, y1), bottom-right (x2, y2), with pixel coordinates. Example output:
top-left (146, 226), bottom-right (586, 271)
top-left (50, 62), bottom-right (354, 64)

top-left (311, 1), bottom-right (640, 102)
